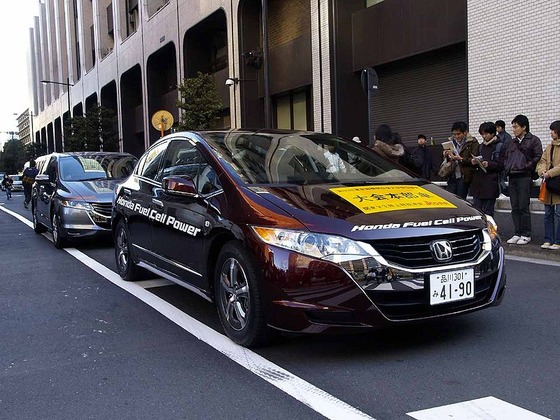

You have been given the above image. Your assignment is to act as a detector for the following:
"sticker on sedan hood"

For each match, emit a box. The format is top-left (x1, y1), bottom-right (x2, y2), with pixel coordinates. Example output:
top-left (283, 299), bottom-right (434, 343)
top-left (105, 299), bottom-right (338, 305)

top-left (330, 185), bottom-right (456, 214)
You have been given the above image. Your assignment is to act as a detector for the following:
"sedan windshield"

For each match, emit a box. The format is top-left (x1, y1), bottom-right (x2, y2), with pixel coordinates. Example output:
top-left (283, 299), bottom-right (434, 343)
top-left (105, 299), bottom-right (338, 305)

top-left (60, 155), bottom-right (137, 182)
top-left (201, 131), bottom-right (415, 185)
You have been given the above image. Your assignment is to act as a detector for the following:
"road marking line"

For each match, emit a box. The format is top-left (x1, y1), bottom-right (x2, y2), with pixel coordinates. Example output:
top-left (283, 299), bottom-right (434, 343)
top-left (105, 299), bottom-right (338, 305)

top-left (407, 396), bottom-right (548, 419)
top-left (0, 204), bottom-right (374, 420)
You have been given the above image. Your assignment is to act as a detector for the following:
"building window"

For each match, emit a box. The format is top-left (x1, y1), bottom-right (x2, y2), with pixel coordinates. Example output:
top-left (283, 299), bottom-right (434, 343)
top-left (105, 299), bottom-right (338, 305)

top-left (273, 89), bottom-right (311, 131)
top-left (366, 0), bottom-right (384, 7)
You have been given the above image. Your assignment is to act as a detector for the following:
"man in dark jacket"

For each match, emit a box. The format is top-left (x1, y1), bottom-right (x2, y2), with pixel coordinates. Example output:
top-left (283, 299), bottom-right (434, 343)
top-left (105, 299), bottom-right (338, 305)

top-left (503, 115), bottom-right (542, 245)
top-left (495, 120), bottom-right (512, 195)
top-left (22, 160), bottom-right (39, 209)
top-left (413, 134), bottom-right (434, 180)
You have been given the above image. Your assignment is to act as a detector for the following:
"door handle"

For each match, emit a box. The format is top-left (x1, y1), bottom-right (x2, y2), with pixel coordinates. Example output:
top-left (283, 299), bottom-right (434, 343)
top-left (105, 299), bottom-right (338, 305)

top-left (152, 198), bottom-right (164, 209)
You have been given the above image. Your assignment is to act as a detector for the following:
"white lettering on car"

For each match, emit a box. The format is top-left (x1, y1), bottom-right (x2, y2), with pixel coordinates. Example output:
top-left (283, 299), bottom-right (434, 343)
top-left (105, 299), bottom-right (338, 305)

top-left (116, 196), bottom-right (200, 237)
top-left (351, 215), bottom-right (483, 232)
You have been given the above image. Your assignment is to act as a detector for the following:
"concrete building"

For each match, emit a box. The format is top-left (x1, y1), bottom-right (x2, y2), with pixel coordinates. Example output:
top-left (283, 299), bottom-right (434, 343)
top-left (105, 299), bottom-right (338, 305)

top-left (27, 0), bottom-right (558, 157)
top-left (16, 110), bottom-right (32, 147)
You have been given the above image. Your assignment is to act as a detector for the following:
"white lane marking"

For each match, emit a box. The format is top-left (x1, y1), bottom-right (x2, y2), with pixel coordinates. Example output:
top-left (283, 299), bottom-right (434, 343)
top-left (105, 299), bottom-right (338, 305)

top-left (407, 396), bottom-right (548, 419)
top-left (0, 205), bottom-right (374, 420)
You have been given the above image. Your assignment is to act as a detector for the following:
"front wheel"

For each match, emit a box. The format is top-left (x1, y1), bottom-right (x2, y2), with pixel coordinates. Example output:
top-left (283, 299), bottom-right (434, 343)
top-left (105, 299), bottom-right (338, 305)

top-left (32, 203), bottom-right (47, 234)
top-left (114, 219), bottom-right (144, 281)
top-left (51, 212), bottom-right (67, 249)
top-left (214, 241), bottom-right (275, 347)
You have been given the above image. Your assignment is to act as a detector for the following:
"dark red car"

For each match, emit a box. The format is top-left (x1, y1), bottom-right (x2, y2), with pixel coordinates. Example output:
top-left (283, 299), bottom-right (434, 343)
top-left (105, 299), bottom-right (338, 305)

top-left (112, 129), bottom-right (506, 347)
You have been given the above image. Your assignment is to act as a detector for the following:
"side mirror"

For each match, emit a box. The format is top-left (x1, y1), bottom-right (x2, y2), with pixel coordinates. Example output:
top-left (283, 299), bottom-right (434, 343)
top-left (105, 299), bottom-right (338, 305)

top-left (162, 176), bottom-right (197, 196)
top-left (35, 174), bottom-right (49, 183)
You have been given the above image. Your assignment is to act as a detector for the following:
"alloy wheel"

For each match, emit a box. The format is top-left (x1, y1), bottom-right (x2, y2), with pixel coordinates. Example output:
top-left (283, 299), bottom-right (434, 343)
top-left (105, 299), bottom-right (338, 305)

top-left (218, 257), bottom-right (250, 331)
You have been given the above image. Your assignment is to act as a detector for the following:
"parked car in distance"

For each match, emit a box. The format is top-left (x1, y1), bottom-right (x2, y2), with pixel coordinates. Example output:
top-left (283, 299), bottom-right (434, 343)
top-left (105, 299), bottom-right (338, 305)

top-left (112, 129), bottom-right (506, 347)
top-left (32, 151), bottom-right (137, 248)
top-left (9, 175), bottom-right (24, 192)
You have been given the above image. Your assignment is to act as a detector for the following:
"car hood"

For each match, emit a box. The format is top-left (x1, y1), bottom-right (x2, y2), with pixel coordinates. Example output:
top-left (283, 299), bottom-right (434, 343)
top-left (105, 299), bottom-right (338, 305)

top-left (63, 179), bottom-right (121, 202)
top-left (246, 182), bottom-right (488, 240)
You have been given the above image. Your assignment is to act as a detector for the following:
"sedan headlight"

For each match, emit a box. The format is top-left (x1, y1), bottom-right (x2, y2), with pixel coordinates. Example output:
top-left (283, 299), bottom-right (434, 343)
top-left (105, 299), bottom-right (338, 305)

top-left (60, 200), bottom-right (93, 211)
top-left (485, 215), bottom-right (498, 241)
top-left (251, 226), bottom-right (374, 262)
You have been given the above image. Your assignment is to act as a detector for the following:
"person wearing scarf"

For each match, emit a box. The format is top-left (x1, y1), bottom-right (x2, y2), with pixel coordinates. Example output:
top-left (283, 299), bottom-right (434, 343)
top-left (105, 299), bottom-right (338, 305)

top-left (469, 122), bottom-right (505, 216)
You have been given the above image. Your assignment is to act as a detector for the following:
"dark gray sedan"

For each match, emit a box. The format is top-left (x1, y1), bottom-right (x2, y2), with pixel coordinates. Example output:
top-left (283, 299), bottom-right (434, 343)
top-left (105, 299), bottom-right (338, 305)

top-left (32, 152), bottom-right (137, 248)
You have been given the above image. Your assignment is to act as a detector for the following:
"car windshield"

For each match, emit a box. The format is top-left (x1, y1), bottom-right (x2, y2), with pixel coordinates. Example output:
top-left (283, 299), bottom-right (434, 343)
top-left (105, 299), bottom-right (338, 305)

top-left (201, 131), bottom-right (415, 185)
top-left (60, 155), bottom-right (137, 181)
top-left (9, 175), bottom-right (22, 181)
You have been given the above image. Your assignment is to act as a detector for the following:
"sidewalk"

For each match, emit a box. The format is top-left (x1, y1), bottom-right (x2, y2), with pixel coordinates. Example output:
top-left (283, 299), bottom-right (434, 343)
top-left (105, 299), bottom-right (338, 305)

top-left (433, 182), bottom-right (559, 262)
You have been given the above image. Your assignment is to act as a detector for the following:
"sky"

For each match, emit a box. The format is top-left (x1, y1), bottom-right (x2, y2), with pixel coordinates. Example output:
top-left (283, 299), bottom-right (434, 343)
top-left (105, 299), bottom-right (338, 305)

top-left (0, 1), bottom-right (39, 148)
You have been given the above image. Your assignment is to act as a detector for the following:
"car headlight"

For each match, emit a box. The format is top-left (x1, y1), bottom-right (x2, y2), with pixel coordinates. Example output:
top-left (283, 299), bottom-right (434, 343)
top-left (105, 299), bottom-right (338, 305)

top-left (485, 215), bottom-right (498, 241)
top-left (60, 200), bottom-right (93, 211)
top-left (251, 226), bottom-right (374, 262)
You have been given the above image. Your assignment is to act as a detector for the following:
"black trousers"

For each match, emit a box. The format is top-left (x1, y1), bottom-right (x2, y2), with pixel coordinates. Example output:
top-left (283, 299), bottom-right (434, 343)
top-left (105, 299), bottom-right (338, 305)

top-left (23, 184), bottom-right (32, 205)
top-left (508, 174), bottom-right (532, 237)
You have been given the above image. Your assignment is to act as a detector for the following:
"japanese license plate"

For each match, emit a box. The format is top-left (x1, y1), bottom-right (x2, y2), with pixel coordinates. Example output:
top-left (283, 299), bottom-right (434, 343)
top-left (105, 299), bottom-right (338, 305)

top-left (430, 268), bottom-right (474, 305)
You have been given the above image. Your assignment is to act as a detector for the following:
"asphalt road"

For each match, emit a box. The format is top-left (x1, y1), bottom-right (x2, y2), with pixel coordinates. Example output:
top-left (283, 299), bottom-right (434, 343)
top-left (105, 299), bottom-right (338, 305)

top-left (1, 192), bottom-right (559, 420)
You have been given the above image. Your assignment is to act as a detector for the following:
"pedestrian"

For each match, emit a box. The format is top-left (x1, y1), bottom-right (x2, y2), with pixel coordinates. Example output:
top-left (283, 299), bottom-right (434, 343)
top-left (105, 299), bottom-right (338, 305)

top-left (495, 120), bottom-right (512, 195)
top-left (469, 122), bottom-right (504, 217)
top-left (2, 174), bottom-right (13, 199)
top-left (503, 114), bottom-right (542, 245)
top-left (323, 144), bottom-right (346, 174)
top-left (392, 132), bottom-right (421, 173)
top-left (412, 134), bottom-right (434, 180)
top-left (441, 121), bottom-right (479, 200)
top-left (535, 120), bottom-right (560, 250)
top-left (22, 159), bottom-right (39, 209)
top-left (371, 124), bottom-right (404, 162)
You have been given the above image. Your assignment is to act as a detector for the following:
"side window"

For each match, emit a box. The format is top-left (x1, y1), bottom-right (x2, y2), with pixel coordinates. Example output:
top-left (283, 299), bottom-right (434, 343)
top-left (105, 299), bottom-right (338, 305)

top-left (44, 157), bottom-right (58, 182)
top-left (159, 139), bottom-right (221, 194)
top-left (139, 142), bottom-right (167, 180)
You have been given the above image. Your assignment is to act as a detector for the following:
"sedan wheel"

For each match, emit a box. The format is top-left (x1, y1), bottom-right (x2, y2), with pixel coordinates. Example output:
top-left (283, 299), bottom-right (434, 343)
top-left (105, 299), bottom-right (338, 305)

top-left (32, 204), bottom-right (47, 234)
top-left (215, 241), bottom-right (275, 347)
top-left (114, 220), bottom-right (143, 281)
top-left (52, 213), bottom-right (67, 249)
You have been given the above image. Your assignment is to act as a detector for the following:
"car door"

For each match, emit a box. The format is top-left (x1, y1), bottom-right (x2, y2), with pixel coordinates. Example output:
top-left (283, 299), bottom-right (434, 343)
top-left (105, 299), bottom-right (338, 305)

top-left (121, 140), bottom-right (168, 264)
top-left (35, 156), bottom-right (58, 227)
top-left (151, 138), bottom-right (218, 291)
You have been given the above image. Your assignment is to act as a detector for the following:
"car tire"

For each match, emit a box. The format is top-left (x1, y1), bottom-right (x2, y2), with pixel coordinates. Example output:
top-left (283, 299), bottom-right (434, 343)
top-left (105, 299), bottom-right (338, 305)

top-left (114, 219), bottom-right (144, 281)
top-left (214, 241), bottom-right (276, 347)
top-left (32, 203), bottom-right (47, 234)
top-left (51, 212), bottom-right (67, 249)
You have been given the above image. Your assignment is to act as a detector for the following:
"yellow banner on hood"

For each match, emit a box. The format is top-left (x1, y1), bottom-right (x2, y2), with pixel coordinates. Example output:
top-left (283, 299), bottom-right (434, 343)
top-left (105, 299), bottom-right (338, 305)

top-left (330, 185), bottom-right (456, 214)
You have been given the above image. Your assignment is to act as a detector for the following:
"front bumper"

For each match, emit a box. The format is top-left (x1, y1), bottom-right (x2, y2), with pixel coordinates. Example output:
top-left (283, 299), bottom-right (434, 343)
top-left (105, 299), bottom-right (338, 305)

top-left (257, 241), bottom-right (506, 334)
top-left (60, 204), bottom-right (112, 237)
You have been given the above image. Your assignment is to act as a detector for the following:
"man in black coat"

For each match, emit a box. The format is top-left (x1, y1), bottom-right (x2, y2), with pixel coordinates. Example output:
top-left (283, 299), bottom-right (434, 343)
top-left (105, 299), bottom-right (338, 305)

top-left (503, 115), bottom-right (542, 245)
top-left (412, 134), bottom-right (434, 180)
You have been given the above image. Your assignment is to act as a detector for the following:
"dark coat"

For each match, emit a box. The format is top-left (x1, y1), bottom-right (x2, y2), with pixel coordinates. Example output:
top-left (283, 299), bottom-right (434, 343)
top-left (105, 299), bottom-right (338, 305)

top-left (504, 132), bottom-right (542, 177)
top-left (412, 145), bottom-right (434, 180)
top-left (470, 137), bottom-right (504, 199)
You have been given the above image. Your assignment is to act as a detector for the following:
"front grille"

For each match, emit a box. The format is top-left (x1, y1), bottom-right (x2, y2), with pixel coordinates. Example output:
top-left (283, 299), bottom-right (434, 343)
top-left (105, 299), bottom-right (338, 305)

top-left (364, 245), bottom-right (502, 321)
top-left (370, 230), bottom-right (483, 269)
top-left (90, 202), bottom-right (112, 217)
top-left (366, 271), bottom-right (495, 320)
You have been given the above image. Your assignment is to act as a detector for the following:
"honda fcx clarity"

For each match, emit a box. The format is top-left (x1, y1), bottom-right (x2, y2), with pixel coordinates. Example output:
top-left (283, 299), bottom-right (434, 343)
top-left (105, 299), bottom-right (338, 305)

top-left (112, 130), bottom-right (506, 347)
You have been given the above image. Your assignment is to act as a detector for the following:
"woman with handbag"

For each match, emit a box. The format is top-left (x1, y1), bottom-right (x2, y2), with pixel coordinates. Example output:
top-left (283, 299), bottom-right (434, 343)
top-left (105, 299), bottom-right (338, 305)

top-left (536, 120), bottom-right (560, 250)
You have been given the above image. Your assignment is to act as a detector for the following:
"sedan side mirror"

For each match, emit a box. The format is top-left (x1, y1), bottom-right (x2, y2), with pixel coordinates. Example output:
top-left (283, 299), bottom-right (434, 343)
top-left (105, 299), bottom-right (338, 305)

top-left (162, 176), bottom-right (197, 196)
top-left (35, 174), bottom-right (49, 183)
